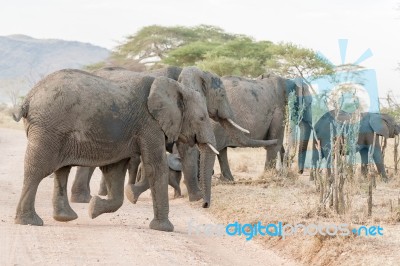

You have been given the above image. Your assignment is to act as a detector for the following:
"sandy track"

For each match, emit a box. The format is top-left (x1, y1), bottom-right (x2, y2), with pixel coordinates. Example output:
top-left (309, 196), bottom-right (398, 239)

top-left (0, 128), bottom-right (296, 266)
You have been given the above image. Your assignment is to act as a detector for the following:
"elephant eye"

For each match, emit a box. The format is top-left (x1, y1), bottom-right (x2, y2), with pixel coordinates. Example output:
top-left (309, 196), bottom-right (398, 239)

top-left (200, 116), bottom-right (205, 121)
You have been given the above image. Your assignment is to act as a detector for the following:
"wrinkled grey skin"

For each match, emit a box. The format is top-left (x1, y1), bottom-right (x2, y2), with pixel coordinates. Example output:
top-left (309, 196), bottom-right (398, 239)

top-left (133, 73), bottom-right (311, 203)
top-left (170, 67), bottom-right (278, 207)
top-left (13, 69), bottom-right (216, 232)
top-left (72, 66), bottom-right (277, 207)
top-left (311, 110), bottom-right (400, 182)
top-left (211, 74), bottom-right (313, 180)
top-left (70, 66), bottom-right (182, 203)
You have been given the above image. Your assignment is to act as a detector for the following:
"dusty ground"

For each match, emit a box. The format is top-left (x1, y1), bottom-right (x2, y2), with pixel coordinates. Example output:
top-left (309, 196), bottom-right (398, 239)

top-left (210, 146), bottom-right (400, 266)
top-left (0, 127), bottom-right (296, 266)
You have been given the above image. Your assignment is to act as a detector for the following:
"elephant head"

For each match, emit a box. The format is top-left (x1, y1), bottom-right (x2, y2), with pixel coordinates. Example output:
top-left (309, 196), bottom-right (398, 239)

top-left (369, 113), bottom-right (400, 138)
top-left (167, 153), bottom-right (182, 172)
top-left (147, 77), bottom-right (218, 174)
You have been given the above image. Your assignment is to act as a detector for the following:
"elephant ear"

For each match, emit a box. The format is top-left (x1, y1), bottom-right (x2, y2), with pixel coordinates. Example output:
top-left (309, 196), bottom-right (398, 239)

top-left (167, 153), bottom-right (182, 171)
top-left (370, 113), bottom-right (390, 138)
top-left (147, 77), bottom-right (184, 143)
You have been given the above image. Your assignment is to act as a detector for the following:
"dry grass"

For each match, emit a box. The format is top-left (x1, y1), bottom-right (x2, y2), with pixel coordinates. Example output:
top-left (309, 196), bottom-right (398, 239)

top-left (208, 147), bottom-right (400, 265)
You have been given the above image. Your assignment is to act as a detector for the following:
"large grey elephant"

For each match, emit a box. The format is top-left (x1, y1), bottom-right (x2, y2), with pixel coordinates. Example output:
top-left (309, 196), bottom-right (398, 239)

top-left (163, 67), bottom-right (279, 207)
top-left (130, 73), bottom-right (312, 202)
top-left (12, 69), bottom-right (217, 232)
top-left (311, 110), bottom-right (400, 181)
top-left (70, 66), bottom-right (183, 202)
top-left (214, 74), bottom-right (312, 180)
top-left (71, 66), bottom-right (278, 208)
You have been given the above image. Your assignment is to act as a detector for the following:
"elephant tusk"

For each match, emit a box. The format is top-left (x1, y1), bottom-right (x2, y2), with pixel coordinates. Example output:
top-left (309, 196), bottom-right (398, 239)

top-left (227, 118), bottom-right (250, 134)
top-left (207, 143), bottom-right (219, 155)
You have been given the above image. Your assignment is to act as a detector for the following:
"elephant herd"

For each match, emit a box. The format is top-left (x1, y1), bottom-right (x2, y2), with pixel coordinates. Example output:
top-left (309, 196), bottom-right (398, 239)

top-left (12, 65), bottom-right (398, 232)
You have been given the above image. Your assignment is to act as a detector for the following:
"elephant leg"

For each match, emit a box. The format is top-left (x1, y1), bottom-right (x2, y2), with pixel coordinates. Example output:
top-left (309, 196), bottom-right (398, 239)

top-left (139, 142), bottom-right (173, 232)
top-left (15, 144), bottom-right (54, 226)
top-left (128, 163), bottom-right (150, 203)
top-left (177, 142), bottom-right (203, 202)
top-left (264, 109), bottom-right (284, 170)
top-left (265, 147), bottom-right (281, 170)
top-left (169, 170), bottom-right (182, 198)
top-left (128, 157), bottom-right (139, 184)
top-left (53, 166), bottom-right (78, 222)
top-left (71, 166), bottom-right (95, 203)
top-left (89, 159), bottom-right (129, 219)
top-left (217, 147), bottom-right (234, 181)
top-left (360, 148), bottom-right (369, 177)
top-left (124, 156), bottom-right (143, 204)
top-left (98, 175), bottom-right (108, 196)
top-left (372, 144), bottom-right (388, 182)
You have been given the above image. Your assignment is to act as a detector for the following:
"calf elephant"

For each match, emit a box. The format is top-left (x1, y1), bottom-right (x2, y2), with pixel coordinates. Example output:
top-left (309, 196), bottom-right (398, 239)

top-left (133, 152), bottom-right (183, 201)
top-left (13, 69), bottom-right (217, 232)
top-left (312, 110), bottom-right (400, 181)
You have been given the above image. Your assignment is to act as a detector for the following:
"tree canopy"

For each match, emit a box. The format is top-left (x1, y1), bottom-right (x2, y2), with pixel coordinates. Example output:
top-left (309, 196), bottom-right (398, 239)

top-left (95, 24), bottom-right (334, 80)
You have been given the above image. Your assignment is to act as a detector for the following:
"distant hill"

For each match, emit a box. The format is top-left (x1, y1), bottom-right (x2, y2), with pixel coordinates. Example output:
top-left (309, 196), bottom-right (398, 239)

top-left (0, 34), bottom-right (110, 103)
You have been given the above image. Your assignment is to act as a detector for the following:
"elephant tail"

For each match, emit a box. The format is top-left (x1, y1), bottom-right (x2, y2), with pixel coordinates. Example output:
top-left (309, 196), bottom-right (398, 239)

top-left (12, 101), bottom-right (28, 122)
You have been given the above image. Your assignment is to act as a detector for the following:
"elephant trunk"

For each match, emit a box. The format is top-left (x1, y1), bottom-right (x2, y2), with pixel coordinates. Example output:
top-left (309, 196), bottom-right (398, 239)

top-left (220, 119), bottom-right (278, 147)
top-left (298, 121), bottom-right (312, 174)
top-left (198, 144), bottom-right (216, 208)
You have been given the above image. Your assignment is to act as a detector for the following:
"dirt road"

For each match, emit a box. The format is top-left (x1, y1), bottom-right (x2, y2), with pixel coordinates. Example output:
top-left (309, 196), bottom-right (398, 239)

top-left (0, 128), bottom-right (296, 265)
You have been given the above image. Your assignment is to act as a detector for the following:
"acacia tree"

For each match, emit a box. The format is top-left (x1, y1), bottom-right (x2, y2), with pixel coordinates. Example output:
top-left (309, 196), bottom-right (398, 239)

top-left (95, 24), bottom-right (334, 80)
top-left (265, 43), bottom-right (334, 93)
top-left (115, 24), bottom-right (237, 64)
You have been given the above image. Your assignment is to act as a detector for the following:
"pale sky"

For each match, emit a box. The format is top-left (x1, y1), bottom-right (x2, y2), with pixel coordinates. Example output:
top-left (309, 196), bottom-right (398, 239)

top-left (1, 0), bottom-right (399, 98)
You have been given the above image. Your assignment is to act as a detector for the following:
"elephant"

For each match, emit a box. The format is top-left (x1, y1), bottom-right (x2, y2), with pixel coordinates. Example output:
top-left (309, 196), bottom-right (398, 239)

top-left (130, 73), bottom-right (312, 203)
top-left (133, 152), bottom-right (183, 201)
top-left (12, 68), bottom-right (218, 232)
top-left (162, 67), bottom-right (279, 207)
top-left (311, 110), bottom-right (400, 181)
top-left (70, 66), bottom-right (278, 208)
top-left (70, 66), bottom-right (183, 202)
top-left (212, 74), bottom-right (313, 180)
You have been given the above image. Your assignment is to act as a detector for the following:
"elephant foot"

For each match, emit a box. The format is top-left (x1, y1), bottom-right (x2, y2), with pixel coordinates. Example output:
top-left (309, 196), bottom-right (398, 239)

top-left (88, 196), bottom-right (106, 219)
top-left (382, 176), bottom-right (389, 183)
top-left (53, 207), bottom-right (78, 222)
top-left (188, 190), bottom-right (203, 202)
top-left (173, 190), bottom-right (182, 199)
top-left (149, 218), bottom-right (174, 232)
top-left (15, 211), bottom-right (43, 226)
top-left (89, 195), bottom-right (122, 219)
top-left (125, 184), bottom-right (140, 204)
top-left (70, 192), bottom-right (92, 203)
top-left (220, 174), bottom-right (234, 182)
